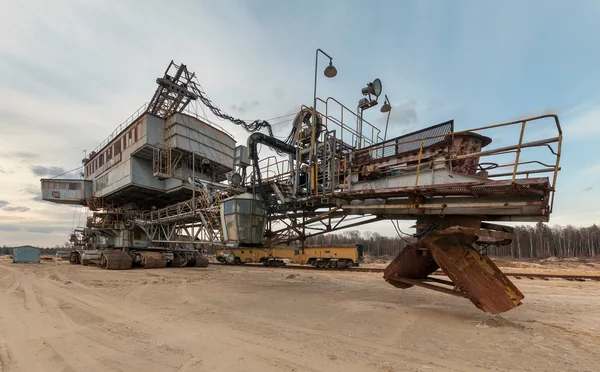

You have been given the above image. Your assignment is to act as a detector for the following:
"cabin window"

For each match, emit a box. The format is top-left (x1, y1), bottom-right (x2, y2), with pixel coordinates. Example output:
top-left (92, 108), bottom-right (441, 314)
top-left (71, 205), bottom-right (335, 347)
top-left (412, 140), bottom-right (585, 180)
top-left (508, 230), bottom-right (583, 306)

top-left (114, 141), bottom-right (121, 155)
top-left (99, 154), bottom-right (104, 167)
top-left (134, 229), bottom-right (142, 239)
top-left (223, 201), bottom-right (234, 214)
top-left (237, 200), bottom-right (251, 214)
top-left (106, 147), bottom-right (112, 161)
top-left (134, 126), bottom-right (138, 141)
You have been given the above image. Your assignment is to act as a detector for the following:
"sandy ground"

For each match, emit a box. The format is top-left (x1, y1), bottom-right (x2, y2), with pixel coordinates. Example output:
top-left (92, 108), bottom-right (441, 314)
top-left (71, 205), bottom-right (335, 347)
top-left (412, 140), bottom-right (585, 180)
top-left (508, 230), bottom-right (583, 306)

top-left (0, 258), bottom-right (599, 372)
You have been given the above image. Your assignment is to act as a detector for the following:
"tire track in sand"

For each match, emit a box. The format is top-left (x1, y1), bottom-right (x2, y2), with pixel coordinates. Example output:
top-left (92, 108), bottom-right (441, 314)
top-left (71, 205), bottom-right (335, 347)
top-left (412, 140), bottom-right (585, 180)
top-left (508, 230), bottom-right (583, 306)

top-left (19, 272), bottom-right (109, 372)
top-left (39, 278), bottom-right (186, 371)
top-left (0, 336), bottom-right (13, 372)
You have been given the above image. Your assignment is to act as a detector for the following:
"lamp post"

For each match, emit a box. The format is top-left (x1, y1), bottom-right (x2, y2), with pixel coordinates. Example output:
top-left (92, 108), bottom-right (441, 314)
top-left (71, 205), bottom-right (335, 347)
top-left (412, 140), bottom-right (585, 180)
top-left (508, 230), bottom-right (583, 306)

top-left (310, 48), bottom-right (337, 195)
top-left (380, 95), bottom-right (392, 141)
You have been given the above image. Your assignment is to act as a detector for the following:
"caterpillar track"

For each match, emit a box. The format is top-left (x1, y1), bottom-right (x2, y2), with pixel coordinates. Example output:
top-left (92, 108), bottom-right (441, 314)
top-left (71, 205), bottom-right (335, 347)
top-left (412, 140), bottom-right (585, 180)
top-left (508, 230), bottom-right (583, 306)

top-left (101, 251), bottom-right (133, 270)
top-left (68, 249), bottom-right (208, 270)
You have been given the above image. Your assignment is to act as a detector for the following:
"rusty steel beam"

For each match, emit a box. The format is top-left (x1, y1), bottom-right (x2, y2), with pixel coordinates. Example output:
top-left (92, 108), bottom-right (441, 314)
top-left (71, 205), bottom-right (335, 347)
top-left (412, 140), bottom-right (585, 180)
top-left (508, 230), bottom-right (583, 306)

top-left (387, 277), bottom-right (470, 298)
top-left (439, 226), bottom-right (513, 241)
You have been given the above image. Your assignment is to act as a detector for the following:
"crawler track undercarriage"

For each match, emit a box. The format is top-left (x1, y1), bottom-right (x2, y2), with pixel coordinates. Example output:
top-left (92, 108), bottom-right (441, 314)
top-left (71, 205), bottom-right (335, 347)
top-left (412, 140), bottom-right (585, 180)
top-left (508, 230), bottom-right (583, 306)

top-left (69, 249), bottom-right (208, 270)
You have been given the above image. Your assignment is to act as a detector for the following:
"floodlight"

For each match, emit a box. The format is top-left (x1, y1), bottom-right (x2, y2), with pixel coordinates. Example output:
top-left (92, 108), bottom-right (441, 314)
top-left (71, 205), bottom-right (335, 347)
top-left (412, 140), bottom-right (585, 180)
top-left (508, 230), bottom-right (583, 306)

top-left (361, 78), bottom-right (383, 98)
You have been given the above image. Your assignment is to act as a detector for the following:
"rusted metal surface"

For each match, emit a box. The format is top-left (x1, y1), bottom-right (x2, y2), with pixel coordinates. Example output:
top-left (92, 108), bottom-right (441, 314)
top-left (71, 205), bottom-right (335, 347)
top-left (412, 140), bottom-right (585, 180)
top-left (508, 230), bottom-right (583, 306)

top-left (170, 257), bottom-right (188, 267)
top-left (449, 132), bottom-right (492, 174)
top-left (383, 244), bottom-right (439, 289)
top-left (387, 277), bottom-right (470, 298)
top-left (140, 251), bottom-right (167, 268)
top-left (101, 250), bottom-right (133, 270)
top-left (439, 226), bottom-right (513, 242)
top-left (354, 120), bottom-right (454, 164)
top-left (425, 233), bottom-right (524, 314)
top-left (195, 255), bottom-right (209, 267)
top-left (343, 177), bottom-right (551, 199)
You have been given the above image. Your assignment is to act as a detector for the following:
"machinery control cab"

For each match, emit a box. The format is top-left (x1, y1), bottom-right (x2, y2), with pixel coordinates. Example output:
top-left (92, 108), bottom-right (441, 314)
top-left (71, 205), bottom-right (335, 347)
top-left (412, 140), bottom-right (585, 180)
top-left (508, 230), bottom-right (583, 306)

top-left (220, 193), bottom-right (267, 245)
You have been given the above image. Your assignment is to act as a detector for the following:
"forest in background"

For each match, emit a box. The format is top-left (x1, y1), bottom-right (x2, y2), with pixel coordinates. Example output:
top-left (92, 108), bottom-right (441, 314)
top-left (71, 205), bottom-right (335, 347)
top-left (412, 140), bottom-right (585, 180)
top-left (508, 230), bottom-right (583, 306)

top-left (0, 245), bottom-right (67, 256)
top-left (1, 223), bottom-right (599, 259)
top-left (305, 223), bottom-right (600, 259)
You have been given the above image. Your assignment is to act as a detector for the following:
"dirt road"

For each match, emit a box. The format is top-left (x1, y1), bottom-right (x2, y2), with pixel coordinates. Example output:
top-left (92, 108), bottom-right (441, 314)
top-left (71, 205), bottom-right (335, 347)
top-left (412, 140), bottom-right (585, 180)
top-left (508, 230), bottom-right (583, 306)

top-left (0, 259), bottom-right (598, 372)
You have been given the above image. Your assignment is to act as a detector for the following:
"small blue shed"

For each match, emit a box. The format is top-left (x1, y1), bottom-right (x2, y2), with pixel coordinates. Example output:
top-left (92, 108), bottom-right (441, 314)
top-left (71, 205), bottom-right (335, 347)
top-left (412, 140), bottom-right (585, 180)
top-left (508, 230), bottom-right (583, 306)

top-left (13, 246), bottom-right (41, 263)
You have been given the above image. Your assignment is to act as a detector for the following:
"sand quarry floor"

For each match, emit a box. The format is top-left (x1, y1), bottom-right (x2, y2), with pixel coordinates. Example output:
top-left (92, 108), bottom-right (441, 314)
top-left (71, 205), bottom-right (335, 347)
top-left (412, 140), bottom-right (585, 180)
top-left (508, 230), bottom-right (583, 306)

top-left (0, 257), bottom-right (599, 372)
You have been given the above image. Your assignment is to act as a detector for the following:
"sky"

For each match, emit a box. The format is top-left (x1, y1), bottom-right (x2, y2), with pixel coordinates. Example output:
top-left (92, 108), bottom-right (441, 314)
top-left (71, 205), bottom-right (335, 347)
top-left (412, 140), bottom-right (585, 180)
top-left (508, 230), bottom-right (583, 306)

top-left (0, 0), bottom-right (599, 247)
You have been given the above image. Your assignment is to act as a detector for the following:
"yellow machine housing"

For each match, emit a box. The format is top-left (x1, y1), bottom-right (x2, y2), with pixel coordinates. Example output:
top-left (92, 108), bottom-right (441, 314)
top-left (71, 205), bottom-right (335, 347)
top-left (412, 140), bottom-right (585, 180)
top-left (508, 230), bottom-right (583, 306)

top-left (216, 245), bottom-right (363, 268)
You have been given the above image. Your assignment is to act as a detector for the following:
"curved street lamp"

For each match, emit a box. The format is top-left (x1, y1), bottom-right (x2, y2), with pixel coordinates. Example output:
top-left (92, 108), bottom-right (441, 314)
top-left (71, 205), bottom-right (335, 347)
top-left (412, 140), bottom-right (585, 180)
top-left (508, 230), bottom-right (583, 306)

top-left (311, 48), bottom-right (337, 194)
top-left (381, 95), bottom-right (393, 140)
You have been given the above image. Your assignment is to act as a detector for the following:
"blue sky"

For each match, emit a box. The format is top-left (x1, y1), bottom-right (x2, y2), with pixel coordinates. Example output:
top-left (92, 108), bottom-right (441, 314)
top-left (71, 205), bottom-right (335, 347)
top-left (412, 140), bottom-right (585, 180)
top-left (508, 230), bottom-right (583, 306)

top-left (0, 0), bottom-right (598, 246)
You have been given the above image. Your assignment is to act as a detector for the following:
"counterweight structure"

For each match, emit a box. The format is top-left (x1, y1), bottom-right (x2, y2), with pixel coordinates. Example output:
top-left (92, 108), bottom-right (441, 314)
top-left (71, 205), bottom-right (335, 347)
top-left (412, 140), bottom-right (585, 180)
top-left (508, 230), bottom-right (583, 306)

top-left (41, 60), bottom-right (562, 314)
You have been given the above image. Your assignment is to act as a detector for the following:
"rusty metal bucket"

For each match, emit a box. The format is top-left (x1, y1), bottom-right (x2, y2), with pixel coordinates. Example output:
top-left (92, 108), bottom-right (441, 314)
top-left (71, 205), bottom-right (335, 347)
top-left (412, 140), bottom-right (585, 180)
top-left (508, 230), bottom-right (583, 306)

top-left (384, 232), bottom-right (524, 314)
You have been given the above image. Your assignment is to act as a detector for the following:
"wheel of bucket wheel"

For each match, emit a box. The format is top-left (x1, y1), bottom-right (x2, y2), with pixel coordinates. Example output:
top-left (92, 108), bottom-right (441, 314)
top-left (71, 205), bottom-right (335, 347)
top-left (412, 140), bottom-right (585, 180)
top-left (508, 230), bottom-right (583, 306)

top-left (101, 251), bottom-right (133, 270)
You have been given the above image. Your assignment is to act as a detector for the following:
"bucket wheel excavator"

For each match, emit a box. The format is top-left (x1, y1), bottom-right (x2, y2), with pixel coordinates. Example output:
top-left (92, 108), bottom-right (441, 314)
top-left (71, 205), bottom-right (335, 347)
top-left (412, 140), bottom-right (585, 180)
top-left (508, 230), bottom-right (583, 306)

top-left (42, 58), bottom-right (561, 314)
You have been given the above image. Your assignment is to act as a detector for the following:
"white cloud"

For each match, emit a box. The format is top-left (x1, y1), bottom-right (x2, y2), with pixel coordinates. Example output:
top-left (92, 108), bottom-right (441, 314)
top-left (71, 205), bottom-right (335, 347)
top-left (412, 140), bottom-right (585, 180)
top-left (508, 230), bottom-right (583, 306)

top-left (0, 1), bottom-right (307, 246)
top-left (562, 104), bottom-right (600, 139)
top-left (0, 1), bottom-right (598, 246)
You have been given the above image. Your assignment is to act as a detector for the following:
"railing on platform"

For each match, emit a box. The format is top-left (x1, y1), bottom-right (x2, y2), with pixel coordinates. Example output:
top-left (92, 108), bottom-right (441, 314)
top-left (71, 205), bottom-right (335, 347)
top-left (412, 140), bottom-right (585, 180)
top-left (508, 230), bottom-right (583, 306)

top-left (91, 103), bottom-right (149, 156)
top-left (247, 156), bottom-right (293, 184)
top-left (317, 97), bottom-right (384, 150)
top-left (348, 114), bottom-right (562, 212)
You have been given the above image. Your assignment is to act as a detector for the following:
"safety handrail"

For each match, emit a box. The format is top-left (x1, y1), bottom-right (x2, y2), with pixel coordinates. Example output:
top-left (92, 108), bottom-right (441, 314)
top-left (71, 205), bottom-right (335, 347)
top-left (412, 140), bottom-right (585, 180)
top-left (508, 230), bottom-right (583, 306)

top-left (354, 114), bottom-right (562, 212)
top-left (90, 102), bottom-right (149, 156)
top-left (89, 101), bottom-right (236, 161)
top-left (318, 97), bottom-right (384, 149)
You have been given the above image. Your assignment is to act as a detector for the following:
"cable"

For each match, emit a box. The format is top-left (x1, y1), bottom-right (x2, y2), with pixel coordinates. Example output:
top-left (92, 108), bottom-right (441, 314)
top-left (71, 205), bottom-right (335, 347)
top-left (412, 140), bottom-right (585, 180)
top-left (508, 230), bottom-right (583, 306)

top-left (50, 166), bottom-right (83, 179)
top-left (259, 113), bottom-right (297, 123)
top-left (391, 220), bottom-right (435, 245)
top-left (190, 77), bottom-right (275, 137)
top-left (395, 220), bottom-right (431, 237)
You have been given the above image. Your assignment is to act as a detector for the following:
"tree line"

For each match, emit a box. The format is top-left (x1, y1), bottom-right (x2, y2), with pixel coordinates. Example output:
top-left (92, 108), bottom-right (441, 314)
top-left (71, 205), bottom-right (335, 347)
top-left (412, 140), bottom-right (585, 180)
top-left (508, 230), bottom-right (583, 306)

top-left (305, 222), bottom-right (600, 258)
top-left (0, 244), bottom-right (69, 256)
top-left (2, 223), bottom-right (599, 259)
